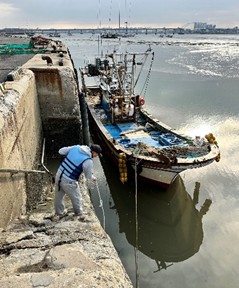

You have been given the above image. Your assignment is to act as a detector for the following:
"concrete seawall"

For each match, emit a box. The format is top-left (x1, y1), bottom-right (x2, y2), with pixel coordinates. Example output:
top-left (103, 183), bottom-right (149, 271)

top-left (0, 38), bottom-right (82, 229)
top-left (23, 51), bottom-right (82, 157)
top-left (0, 176), bottom-right (133, 287)
top-left (0, 68), bottom-right (43, 229)
top-left (0, 36), bottom-right (133, 287)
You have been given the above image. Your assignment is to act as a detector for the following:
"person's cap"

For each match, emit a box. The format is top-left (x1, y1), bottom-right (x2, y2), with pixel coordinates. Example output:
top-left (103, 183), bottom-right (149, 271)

top-left (90, 144), bottom-right (102, 156)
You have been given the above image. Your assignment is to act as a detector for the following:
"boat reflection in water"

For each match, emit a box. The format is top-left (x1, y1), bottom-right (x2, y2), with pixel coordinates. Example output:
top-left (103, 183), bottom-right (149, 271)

top-left (110, 175), bottom-right (212, 272)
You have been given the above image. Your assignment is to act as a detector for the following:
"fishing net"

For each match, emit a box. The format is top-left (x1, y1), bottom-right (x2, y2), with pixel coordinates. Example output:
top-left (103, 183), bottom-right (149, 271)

top-left (0, 38), bottom-right (51, 54)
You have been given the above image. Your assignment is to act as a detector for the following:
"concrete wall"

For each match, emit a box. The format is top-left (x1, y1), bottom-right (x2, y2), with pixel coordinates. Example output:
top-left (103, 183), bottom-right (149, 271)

top-left (0, 42), bottom-right (133, 287)
top-left (0, 69), bottom-right (43, 229)
top-left (0, 48), bottom-right (82, 230)
top-left (23, 52), bottom-right (82, 157)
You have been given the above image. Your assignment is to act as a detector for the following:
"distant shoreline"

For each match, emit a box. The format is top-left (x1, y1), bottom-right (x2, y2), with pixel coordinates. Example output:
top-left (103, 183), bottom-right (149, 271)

top-left (1, 27), bottom-right (239, 35)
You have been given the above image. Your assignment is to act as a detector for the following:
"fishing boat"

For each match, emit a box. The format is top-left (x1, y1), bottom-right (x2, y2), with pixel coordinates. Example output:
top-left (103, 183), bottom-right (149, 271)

top-left (100, 32), bottom-right (118, 39)
top-left (80, 48), bottom-right (220, 188)
top-left (48, 32), bottom-right (61, 38)
top-left (26, 31), bottom-right (35, 37)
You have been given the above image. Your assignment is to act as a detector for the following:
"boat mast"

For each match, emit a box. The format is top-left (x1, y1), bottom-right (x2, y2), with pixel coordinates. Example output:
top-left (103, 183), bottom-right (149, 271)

top-left (119, 10), bottom-right (120, 29)
top-left (131, 53), bottom-right (135, 97)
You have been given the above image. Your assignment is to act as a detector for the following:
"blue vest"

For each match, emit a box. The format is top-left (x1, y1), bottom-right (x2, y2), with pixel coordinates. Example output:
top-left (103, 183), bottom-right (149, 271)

top-left (59, 145), bottom-right (91, 180)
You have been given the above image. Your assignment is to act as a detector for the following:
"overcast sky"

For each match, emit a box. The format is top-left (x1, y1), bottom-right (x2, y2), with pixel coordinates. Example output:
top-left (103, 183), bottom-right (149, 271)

top-left (1, 0), bottom-right (238, 29)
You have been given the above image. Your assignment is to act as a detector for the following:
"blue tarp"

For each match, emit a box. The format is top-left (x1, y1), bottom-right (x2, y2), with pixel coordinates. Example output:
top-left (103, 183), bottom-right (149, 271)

top-left (104, 122), bottom-right (162, 147)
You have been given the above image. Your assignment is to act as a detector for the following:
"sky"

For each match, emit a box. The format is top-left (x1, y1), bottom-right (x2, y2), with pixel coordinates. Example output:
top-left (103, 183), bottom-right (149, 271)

top-left (0, 0), bottom-right (239, 30)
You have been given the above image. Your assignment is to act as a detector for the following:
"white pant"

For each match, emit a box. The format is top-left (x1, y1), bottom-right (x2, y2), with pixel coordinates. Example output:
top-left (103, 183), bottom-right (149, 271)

top-left (54, 169), bottom-right (83, 215)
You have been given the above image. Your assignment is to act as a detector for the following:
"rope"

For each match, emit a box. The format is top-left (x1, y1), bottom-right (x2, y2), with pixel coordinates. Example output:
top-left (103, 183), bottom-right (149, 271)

top-left (94, 180), bottom-right (106, 230)
top-left (134, 158), bottom-right (140, 288)
top-left (0, 169), bottom-right (46, 174)
top-left (134, 53), bottom-right (148, 87)
top-left (140, 52), bottom-right (154, 99)
top-left (41, 138), bottom-right (55, 190)
top-left (41, 138), bottom-right (53, 176)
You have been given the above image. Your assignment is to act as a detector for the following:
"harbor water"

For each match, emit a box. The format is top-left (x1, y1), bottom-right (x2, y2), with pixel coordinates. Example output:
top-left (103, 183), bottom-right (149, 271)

top-left (60, 33), bottom-right (239, 288)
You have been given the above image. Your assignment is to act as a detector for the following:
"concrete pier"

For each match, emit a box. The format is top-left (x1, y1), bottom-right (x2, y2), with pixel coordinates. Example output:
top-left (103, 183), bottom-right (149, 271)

top-left (0, 36), bottom-right (133, 287)
top-left (0, 176), bottom-right (133, 287)
top-left (0, 36), bottom-right (44, 229)
top-left (23, 49), bottom-right (82, 157)
top-left (0, 36), bottom-right (82, 228)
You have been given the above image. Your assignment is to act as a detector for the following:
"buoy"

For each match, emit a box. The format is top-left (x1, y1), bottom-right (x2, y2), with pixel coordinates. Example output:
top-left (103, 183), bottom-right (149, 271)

top-left (139, 97), bottom-right (145, 106)
top-left (118, 153), bottom-right (127, 183)
top-left (216, 153), bottom-right (221, 162)
top-left (205, 133), bottom-right (220, 162)
top-left (205, 133), bottom-right (219, 146)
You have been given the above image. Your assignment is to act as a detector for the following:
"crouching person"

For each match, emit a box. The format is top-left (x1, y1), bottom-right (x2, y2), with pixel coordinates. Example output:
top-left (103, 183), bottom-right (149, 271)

top-left (54, 144), bottom-right (102, 216)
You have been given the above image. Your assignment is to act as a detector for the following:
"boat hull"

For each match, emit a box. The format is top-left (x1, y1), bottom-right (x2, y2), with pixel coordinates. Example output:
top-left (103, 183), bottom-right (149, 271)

top-left (133, 166), bottom-right (180, 189)
top-left (80, 49), bottom-right (220, 189)
top-left (86, 100), bottom-right (185, 188)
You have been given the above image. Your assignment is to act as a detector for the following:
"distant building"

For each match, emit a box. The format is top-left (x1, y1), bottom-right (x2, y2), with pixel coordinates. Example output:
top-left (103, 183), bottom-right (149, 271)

top-left (194, 22), bottom-right (216, 31)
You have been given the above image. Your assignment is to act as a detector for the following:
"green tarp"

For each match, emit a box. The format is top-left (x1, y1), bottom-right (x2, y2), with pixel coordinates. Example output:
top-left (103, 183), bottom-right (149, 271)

top-left (0, 40), bottom-right (51, 54)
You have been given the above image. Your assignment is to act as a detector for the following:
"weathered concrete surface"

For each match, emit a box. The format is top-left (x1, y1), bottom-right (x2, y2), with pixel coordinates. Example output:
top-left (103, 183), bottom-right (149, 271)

top-left (0, 35), bottom-right (133, 287)
top-left (0, 37), bottom-right (81, 229)
top-left (23, 44), bottom-right (82, 157)
top-left (0, 68), bottom-right (44, 230)
top-left (0, 176), bottom-right (133, 288)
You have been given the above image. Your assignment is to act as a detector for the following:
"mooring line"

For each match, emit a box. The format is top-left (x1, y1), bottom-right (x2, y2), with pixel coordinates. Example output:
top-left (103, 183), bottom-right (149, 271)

top-left (41, 138), bottom-right (52, 176)
top-left (135, 158), bottom-right (140, 288)
top-left (94, 180), bottom-right (106, 230)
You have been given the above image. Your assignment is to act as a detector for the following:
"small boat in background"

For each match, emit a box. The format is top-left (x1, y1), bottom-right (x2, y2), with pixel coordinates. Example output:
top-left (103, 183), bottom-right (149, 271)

top-left (48, 31), bottom-right (61, 38)
top-left (80, 48), bottom-right (220, 188)
top-left (26, 31), bottom-right (35, 37)
top-left (119, 33), bottom-right (135, 38)
top-left (100, 32), bottom-right (118, 39)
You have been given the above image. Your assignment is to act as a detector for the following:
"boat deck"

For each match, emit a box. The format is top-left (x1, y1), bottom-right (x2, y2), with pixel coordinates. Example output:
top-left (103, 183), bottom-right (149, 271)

top-left (92, 104), bottom-right (212, 160)
top-left (95, 105), bottom-right (187, 150)
top-left (104, 122), bottom-right (162, 147)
